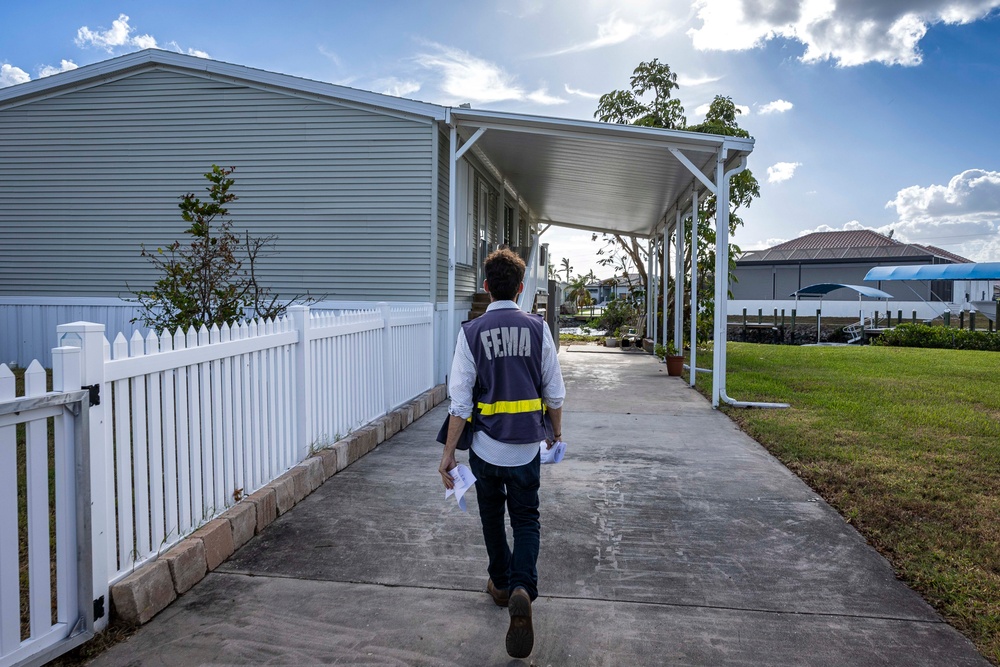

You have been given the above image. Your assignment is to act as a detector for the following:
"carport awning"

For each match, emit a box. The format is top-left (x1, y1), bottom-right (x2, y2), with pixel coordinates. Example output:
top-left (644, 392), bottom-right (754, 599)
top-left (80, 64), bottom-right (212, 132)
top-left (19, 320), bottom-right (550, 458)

top-left (865, 263), bottom-right (1000, 281)
top-left (791, 283), bottom-right (894, 299)
top-left (448, 108), bottom-right (754, 238)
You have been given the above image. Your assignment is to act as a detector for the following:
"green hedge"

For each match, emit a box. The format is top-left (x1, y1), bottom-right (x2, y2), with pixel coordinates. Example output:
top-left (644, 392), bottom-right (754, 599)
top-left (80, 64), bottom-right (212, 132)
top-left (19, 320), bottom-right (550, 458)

top-left (872, 323), bottom-right (1000, 351)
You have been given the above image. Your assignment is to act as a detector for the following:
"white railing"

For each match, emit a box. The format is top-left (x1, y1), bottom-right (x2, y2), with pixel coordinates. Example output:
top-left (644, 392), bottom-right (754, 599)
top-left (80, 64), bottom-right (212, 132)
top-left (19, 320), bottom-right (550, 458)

top-left (54, 302), bottom-right (433, 598)
top-left (0, 354), bottom-right (93, 667)
top-left (518, 234), bottom-right (541, 313)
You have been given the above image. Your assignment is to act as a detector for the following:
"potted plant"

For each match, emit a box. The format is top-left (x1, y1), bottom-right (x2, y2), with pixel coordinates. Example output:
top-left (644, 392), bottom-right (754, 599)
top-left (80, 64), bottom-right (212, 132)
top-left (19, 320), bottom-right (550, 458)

top-left (655, 343), bottom-right (685, 376)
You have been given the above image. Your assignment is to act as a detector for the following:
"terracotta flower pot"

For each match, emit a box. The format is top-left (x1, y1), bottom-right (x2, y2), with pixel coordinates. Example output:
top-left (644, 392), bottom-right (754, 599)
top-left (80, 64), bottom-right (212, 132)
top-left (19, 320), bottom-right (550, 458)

top-left (666, 354), bottom-right (684, 376)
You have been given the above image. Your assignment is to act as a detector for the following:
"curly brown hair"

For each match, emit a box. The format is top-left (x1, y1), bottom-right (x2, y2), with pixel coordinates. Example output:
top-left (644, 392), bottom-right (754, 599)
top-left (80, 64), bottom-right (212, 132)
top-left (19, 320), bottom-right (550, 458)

top-left (484, 248), bottom-right (526, 301)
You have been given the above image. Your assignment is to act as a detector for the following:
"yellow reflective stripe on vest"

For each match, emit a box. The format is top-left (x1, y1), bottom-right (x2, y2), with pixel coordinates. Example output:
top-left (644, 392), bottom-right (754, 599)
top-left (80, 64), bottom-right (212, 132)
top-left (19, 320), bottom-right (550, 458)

top-left (476, 399), bottom-right (544, 416)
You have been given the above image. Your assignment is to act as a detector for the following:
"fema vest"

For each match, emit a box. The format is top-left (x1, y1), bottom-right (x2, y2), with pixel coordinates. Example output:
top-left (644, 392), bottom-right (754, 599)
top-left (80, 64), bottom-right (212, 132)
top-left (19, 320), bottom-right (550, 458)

top-left (462, 307), bottom-right (547, 444)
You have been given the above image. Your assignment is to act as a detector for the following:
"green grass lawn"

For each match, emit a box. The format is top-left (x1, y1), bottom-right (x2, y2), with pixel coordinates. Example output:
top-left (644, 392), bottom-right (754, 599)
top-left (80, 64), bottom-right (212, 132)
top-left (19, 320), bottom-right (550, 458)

top-left (691, 343), bottom-right (1000, 663)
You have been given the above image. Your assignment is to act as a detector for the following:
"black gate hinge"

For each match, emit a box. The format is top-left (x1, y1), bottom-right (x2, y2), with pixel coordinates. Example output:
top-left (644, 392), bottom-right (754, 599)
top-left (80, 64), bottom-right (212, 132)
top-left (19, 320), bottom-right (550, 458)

top-left (83, 384), bottom-right (100, 407)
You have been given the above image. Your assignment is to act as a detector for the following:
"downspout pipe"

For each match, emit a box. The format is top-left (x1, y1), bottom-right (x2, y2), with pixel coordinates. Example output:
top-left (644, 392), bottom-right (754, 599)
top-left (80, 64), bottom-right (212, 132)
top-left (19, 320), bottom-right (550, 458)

top-left (716, 153), bottom-right (789, 409)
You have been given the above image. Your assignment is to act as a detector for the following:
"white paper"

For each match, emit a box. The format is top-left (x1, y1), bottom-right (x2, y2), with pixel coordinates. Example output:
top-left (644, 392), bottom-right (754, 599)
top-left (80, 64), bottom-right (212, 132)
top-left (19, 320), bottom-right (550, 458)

top-left (445, 464), bottom-right (477, 512)
top-left (540, 440), bottom-right (566, 464)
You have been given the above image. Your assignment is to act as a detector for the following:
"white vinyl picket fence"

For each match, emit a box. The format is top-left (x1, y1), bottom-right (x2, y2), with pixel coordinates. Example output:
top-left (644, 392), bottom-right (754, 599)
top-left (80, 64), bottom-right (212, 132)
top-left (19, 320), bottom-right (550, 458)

top-left (38, 302), bottom-right (433, 632)
top-left (0, 352), bottom-right (93, 667)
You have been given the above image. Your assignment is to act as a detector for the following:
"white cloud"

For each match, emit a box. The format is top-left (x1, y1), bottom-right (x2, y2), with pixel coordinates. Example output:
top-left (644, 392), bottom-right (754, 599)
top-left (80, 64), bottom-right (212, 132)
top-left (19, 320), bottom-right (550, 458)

top-left (76, 14), bottom-right (157, 52)
top-left (498, 0), bottom-right (544, 19)
top-left (318, 46), bottom-right (342, 68)
top-left (887, 169), bottom-right (1000, 221)
top-left (38, 59), bottom-right (79, 78)
top-left (416, 44), bottom-right (566, 106)
top-left (415, 44), bottom-right (524, 103)
top-left (376, 77), bottom-right (422, 98)
top-left (884, 169), bottom-right (1000, 259)
top-left (744, 237), bottom-right (790, 250)
top-left (758, 99), bottom-right (793, 114)
top-left (164, 41), bottom-right (209, 59)
top-left (545, 14), bottom-right (641, 56)
top-left (1, 63), bottom-right (31, 88)
top-left (542, 11), bottom-right (681, 56)
top-left (798, 220), bottom-right (880, 236)
top-left (688, 0), bottom-right (1000, 67)
top-left (675, 73), bottom-right (722, 87)
top-left (564, 84), bottom-right (601, 100)
top-left (693, 101), bottom-right (749, 119)
top-left (767, 161), bottom-right (802, 184)
top-left (527, 88), bottom-right (567, 105)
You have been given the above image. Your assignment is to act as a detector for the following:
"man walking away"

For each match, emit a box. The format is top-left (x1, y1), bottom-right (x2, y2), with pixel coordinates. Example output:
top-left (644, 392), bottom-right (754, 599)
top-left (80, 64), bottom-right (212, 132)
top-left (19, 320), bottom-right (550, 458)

top-left (439, 248), bottom-right (565, 659)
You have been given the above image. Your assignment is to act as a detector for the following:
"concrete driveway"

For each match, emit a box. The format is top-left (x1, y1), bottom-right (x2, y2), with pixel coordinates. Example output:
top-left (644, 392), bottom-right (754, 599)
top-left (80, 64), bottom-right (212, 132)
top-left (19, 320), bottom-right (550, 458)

top-left (89, 344), bottom-right (988, 666)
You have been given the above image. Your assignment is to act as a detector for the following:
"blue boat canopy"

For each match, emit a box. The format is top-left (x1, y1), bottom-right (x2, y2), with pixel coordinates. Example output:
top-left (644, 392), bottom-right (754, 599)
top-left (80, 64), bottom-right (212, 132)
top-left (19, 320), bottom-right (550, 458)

top-left (864, 262), bottom-right (1000, 282)
top-left (790, 283), bottom-right (894, 299)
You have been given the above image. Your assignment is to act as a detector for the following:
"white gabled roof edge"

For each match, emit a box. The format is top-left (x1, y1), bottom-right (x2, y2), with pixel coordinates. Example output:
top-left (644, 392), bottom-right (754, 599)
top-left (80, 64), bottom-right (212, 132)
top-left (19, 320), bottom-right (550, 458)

top-left (0, 48), bottom-right (448, 122)
top-left (447, 107), bottom-right (754, 155)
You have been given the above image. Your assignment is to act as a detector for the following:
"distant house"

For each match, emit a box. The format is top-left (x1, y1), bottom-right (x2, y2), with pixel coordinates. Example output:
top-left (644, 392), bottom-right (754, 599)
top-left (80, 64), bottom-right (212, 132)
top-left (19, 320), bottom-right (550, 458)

top-left (585, 274), bottom-right (642, 304)
top-left (730, 230), bottom-right (984, 320)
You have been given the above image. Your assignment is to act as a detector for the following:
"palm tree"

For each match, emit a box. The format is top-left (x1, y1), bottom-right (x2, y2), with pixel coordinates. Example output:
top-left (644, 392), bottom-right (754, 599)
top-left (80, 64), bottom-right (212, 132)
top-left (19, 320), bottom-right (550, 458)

top-left (560, 257), bottom-right (573, 282)
top-left (566, 271), bottom-right (595, 311)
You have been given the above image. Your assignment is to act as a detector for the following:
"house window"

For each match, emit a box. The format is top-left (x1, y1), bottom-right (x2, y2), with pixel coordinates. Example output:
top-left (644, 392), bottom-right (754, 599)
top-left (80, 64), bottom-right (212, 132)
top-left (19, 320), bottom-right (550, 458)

top-left (504, 205), bottom-right (515, 247)
top-left (454, 159), bottom-right (474, 265)
top-left (478, 183), bottom-right (489, 268)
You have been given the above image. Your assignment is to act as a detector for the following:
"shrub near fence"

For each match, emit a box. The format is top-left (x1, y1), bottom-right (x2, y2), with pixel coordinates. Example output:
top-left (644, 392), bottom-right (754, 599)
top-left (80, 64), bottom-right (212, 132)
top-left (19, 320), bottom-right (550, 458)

top-left (873, 323), bottom-right (1000, 351)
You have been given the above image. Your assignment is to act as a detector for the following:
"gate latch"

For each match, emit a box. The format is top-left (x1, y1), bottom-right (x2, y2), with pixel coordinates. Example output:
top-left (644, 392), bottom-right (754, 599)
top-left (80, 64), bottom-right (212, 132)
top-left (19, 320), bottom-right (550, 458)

top-left (83, 384), bottom-right (100, 407)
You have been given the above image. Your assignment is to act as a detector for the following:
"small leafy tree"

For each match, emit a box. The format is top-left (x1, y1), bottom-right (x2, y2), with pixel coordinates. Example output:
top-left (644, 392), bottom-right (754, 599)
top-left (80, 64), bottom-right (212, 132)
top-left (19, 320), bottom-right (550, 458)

top-left (131, 165), bottom-right (293, 332)
top-left (593, 59), bottom-right (760, 344)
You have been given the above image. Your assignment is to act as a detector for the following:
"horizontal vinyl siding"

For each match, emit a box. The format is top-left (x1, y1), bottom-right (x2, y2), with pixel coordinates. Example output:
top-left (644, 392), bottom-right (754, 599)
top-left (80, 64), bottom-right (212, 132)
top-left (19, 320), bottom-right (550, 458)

top-left (0, 69), bottom-right (435, 301)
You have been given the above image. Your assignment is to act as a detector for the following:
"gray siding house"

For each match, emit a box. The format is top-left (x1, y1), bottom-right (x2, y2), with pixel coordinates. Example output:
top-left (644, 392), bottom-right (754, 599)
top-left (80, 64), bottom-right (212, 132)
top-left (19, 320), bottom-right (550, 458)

top-left (730, 230), bottom-right (972, 319)
top-left (0, 50), bottom-right (531, 372)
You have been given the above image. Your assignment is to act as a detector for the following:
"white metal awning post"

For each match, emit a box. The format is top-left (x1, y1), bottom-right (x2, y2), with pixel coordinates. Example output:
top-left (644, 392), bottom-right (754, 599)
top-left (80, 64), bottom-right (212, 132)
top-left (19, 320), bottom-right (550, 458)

top-left (673, 208), bottom-right (683, 353)
top-left (713, 151), bottom-right (789, 409)
top-left (689, 188), bottom-right (699, 387)
top-left (446, 121), bottom-right (488, 362)
top-left (661, 224), bottom-right (668, 352)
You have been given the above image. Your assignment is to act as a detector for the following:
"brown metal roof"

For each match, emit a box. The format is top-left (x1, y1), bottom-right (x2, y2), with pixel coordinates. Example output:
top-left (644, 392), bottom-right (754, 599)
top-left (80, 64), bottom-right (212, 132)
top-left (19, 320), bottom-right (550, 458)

top-left (917, 245), bottom-right (971, 264)
top-left (740, 231), bottom-right (971, 264)
top-left (770, 230), bottom-right (893, 250)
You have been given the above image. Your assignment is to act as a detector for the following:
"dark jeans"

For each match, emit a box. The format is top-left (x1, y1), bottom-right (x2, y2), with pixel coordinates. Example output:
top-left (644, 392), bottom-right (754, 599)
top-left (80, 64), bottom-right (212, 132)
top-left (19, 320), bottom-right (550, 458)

top-left (469, 448), bottom-right (541, 601)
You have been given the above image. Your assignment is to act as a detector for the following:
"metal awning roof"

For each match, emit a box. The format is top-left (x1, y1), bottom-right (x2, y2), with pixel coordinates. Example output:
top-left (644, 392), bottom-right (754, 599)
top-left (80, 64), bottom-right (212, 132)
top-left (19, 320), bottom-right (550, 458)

top-left (448, 108), bottom-right (754, 238)
top-left (791, 283), bottom-right (894, 299)
top-left (865, 262), bottom-right (1000, 281)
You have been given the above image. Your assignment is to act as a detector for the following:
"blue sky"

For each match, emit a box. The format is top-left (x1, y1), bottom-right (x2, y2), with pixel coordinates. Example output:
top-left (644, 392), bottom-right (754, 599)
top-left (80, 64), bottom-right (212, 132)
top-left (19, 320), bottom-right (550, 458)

top-left (3, 1), bottom-right (999, 278)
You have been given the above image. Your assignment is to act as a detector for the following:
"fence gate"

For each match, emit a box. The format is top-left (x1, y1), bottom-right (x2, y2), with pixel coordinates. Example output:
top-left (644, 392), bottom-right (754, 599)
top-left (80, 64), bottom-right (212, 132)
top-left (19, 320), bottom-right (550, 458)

top-left (0, 354), bottom-right (94, 667)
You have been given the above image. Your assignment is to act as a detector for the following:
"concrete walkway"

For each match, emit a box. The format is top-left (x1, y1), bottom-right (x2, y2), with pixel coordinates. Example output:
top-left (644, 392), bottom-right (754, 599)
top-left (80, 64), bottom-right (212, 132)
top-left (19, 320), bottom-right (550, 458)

top-left (90, 345), bottom-right (988, 666)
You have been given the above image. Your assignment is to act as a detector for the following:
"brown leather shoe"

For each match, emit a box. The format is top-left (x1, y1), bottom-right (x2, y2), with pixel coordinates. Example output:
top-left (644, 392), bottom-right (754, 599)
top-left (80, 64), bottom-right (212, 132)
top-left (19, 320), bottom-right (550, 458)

top-left (505, 587), bottom-right (533, 659)
top-left (487, 579), bottom-right (509, 607)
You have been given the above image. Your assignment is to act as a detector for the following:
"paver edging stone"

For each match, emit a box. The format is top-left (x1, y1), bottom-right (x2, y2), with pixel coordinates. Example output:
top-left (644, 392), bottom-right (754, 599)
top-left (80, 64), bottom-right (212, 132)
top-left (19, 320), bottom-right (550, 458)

top-left (246, 487), bottom-right (277, 533)
top-left (315, 448), bottom-right (340, 480)
top-left (267, 474), bottom-right (297, 515)
top-left (289, 465), bottom-right (312, 503)
top-left (160, 538), bottom-right (207, 595)
top-left (302, 457), bottom-right (324, 492)
top-left (221, 501), bottom-right (257, 550)
top-left (345, 432), bottom-right (365, 463)
top-left (190, 518), bottom-right (235, 571)
top-left (332, 440), bottom-right (350, 471)
top-left (383, 411), bottom-right (401, 439)
top-left (110, 560), bottom-right (177, 625)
